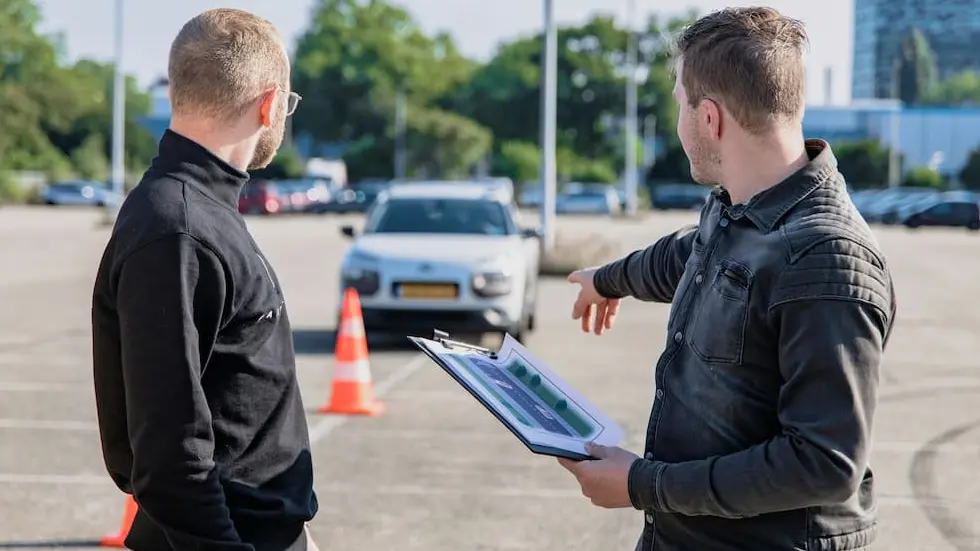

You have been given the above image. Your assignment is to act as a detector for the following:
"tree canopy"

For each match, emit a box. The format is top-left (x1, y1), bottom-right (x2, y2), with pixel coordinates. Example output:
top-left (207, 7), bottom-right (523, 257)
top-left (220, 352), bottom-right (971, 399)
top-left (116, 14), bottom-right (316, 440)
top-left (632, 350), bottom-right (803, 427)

top-left (6, 0), bottom-right (980, 201)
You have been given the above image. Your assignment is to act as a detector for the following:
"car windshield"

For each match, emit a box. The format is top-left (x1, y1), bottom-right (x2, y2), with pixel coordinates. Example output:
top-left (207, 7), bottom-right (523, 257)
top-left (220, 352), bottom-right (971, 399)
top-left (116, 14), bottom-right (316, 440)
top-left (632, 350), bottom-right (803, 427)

top-left (365, 197), bottom-right (514, 236)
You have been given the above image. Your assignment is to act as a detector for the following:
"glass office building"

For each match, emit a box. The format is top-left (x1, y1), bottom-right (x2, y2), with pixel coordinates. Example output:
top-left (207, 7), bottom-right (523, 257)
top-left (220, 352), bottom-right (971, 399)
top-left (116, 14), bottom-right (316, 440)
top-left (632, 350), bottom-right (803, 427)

top-left (851, 0), bottom-right (980, 100)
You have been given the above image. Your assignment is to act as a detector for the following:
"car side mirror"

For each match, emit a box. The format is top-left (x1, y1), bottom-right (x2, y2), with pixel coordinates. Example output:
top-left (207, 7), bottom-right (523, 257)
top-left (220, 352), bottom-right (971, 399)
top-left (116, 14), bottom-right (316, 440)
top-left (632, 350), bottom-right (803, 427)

top-left (340, 225), bottom-right (356, 238)
top-left (520, 227), bottom-right (543, 239)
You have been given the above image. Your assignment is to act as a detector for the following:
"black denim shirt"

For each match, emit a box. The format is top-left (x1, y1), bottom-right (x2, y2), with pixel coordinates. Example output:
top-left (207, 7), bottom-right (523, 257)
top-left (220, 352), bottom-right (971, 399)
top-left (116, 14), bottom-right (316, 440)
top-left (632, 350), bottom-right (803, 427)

top-left (594, 140), bottom-right (896, 551)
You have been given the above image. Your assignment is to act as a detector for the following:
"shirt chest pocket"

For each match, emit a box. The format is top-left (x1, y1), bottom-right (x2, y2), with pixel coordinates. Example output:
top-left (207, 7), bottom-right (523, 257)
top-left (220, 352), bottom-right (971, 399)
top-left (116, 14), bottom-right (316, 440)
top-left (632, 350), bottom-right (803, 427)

top-left (689, 259), bottom-right (754, 364)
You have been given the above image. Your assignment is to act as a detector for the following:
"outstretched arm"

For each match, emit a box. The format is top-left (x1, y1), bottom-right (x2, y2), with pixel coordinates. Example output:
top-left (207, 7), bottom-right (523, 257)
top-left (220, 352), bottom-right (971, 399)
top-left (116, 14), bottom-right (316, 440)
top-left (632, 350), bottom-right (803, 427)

top-left (592, 224), bottom-right (698, 303)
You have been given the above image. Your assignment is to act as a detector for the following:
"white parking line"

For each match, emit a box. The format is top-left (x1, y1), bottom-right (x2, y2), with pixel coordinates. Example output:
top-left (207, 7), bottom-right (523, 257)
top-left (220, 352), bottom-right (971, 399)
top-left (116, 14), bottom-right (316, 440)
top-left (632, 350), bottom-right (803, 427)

top-left (308, 354), bottom-right (428, 443)
top-left (873, 441), bottom-right (980, 454)
top-left (0, 473), bottom-right (109, 485)
top-left (0, 381), bottom-right (88, 392)
top-left (0, 418), bottom-right (97, 431)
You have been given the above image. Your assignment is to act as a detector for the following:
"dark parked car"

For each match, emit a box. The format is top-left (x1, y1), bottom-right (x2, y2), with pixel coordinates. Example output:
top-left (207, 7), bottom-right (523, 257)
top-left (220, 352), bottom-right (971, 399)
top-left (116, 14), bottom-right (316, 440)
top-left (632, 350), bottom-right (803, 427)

top-left (649, 183), bottom-right (710, 210)
top-left (902, 200), bottom-right (980, 230)
top-left (312, 182), bottom-right (389, 214)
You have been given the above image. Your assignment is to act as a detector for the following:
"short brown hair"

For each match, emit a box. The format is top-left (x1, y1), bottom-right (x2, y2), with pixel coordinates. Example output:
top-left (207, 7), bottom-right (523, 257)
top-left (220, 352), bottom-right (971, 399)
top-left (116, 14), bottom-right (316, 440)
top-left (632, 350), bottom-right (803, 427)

top-left (168, 9), bottom-right (289, 120)
top-left (673, 7), bottom-right (808, 134)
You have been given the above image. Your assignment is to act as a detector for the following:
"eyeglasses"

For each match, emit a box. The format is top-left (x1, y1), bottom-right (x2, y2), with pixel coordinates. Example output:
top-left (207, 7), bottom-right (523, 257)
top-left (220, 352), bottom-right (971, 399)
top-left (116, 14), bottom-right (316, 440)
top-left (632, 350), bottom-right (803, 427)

top-left (278, 87), bottom-right (302, 117)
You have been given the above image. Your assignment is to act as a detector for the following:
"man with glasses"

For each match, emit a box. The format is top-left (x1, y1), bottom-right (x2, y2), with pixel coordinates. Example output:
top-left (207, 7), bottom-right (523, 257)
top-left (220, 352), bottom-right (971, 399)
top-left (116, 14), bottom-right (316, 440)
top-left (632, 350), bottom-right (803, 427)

top-left (91, 9), bottom-right (318, 551)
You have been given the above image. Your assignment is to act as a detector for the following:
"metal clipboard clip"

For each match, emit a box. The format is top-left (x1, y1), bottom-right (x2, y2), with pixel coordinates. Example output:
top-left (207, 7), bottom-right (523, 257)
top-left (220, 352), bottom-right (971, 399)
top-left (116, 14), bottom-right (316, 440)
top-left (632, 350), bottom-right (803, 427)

top-left (432, 329), bottom-right (498, 359)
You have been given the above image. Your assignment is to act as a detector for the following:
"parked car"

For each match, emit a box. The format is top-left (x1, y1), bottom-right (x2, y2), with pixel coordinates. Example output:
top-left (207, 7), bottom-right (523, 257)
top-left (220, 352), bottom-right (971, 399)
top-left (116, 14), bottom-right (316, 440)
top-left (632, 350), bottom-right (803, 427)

top-left (650, 183), bottom-right (710, 210)
top-left (337, 182), bottom-right (541, 341)
top-left (901, 198), bottom-right (980, 230)
top-left (238, 179), bottom-right (283, 215)
top-left (40, 181), bottom-right (122, 207)
top-left (314, 181), bottom-right (389, 214)
top-left (556, 185), bottom-right (621, 216)
top-left (858, 187), bottom-right (935, 223)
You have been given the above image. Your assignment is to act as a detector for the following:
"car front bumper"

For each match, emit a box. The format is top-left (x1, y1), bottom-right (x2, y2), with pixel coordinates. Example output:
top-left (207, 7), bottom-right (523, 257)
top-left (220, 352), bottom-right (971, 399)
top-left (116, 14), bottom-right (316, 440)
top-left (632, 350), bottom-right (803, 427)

top-left (360, 306), bottom-right (518, 335)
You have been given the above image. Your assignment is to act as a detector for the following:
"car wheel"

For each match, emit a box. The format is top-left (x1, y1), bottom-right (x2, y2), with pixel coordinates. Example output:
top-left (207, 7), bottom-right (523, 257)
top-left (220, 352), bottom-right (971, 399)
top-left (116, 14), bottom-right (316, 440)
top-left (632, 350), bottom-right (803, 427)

top-left (968, 220), bottom-right (980, 231)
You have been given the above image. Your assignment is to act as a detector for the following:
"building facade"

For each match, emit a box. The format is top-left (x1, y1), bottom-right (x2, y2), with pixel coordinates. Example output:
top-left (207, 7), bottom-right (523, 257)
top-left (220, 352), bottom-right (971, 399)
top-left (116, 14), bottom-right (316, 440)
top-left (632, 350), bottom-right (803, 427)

top-left (803, 101), bottom-right (980, 177)
top-left (852, 0), bottom-right (980, 100)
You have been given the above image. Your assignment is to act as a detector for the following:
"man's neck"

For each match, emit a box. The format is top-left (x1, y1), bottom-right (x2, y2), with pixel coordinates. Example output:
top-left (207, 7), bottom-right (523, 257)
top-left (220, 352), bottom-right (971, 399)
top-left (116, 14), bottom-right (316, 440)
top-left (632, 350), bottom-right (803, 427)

top-left (169, 118), bottom-right (252, 171)
top-left (721, 131), bottom-right (809, 205)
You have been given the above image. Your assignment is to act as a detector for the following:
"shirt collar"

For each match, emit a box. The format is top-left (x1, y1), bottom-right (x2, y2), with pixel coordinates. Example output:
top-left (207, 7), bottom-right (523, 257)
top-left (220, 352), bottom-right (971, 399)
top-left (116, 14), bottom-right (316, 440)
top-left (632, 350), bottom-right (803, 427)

top-left (712, 139), bottom-right (839, 232)
top-left (151, 129), bottom-right (250, 209)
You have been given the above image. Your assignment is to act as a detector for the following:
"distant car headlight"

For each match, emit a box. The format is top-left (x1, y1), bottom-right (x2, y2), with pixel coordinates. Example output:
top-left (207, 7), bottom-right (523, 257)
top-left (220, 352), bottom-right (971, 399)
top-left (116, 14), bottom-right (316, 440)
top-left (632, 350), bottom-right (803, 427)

top-left (341, 251), bottom-right (381, 295)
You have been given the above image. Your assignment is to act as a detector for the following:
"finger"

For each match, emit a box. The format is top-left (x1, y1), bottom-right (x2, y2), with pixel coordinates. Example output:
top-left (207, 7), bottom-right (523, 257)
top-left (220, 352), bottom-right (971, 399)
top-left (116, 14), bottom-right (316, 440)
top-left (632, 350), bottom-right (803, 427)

top-left (571, 297), bottom-right (585, 320)
top-left (585, 442), bottom-right (609, 458)
top-left (567, 270), bottom-right (581, 284)
top-left (581, 304), bottom-right (593, 333)
top-left (603, 300), bottom-right (620, 330)
top-left (593, 302), bottom-right (607, 335)
top-left (557, 457), bottom-right (580, 472)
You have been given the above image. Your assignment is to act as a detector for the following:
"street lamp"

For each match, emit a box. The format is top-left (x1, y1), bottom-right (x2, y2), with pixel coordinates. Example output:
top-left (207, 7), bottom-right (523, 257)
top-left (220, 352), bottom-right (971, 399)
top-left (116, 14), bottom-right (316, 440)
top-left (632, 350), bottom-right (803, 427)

top-left (624, 0), bottom-right (639, 216)
top-left (108, 0), bottom-right (126, 218)
top-left (539, 0), bottom-right (558, 253)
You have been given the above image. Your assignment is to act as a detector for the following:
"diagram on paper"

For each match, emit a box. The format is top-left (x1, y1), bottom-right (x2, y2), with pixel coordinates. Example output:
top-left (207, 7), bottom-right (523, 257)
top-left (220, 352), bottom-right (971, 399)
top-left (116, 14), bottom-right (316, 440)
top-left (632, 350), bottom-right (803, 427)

top-left (445, 352), bottom-right (601, 439)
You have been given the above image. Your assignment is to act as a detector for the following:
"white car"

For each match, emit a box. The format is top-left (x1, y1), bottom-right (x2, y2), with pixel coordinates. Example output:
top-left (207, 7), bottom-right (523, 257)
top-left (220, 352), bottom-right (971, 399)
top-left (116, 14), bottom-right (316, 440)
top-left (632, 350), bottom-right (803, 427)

top-left (337, 182), bottom-right (542, 341)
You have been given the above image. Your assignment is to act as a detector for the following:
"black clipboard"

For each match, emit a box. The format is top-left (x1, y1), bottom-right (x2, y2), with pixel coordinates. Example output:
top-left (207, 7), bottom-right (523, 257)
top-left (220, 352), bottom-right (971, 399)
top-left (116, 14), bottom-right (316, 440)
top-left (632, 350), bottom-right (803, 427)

top-left (408, 329), bottom-right (594, 462)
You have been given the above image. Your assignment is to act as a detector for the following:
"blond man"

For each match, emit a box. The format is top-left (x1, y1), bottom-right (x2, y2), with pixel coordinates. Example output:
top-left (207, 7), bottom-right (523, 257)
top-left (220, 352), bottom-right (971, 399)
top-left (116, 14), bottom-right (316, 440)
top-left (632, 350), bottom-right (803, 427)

top-left (92, 9), bottom-right (318, 551)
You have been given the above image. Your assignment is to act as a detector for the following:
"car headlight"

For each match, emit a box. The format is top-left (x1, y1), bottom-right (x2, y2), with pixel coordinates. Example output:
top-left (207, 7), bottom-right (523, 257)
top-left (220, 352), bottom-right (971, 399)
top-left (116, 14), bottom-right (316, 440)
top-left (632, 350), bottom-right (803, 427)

top-left (341, 251), bottom-right (381, 295)
top-left (472, 256), bottom-right (514, 297)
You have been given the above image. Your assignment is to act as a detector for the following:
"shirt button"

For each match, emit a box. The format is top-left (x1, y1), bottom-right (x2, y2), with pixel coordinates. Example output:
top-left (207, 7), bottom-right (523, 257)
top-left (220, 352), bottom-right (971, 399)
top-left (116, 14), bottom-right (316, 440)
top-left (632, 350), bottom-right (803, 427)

top-left (656, 389), bottom-right (664, 399)
top-left (694, 273), bottom-right (703, 284)
top-left (645, 452), bottom-right (654, 459)
top-left (719, 217), bottom-right (730, 228)
top-left (645, 514), bottom-right (655, 524)
top-left (673, 331), bottom-right (683, 343)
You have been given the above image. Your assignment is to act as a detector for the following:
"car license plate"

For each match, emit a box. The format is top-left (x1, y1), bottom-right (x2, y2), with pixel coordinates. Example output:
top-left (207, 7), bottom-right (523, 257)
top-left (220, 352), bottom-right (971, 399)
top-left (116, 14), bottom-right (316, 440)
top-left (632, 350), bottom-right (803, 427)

top-left (398, 283), bottom-right (458, 300)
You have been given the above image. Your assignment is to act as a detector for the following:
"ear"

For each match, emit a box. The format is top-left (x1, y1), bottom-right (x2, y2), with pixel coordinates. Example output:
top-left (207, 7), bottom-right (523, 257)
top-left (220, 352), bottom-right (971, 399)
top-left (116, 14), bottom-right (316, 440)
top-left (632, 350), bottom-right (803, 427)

top-left (258, 88), bottom-right (277, 127)
top-left (700, 98), bottom-right (723, 141)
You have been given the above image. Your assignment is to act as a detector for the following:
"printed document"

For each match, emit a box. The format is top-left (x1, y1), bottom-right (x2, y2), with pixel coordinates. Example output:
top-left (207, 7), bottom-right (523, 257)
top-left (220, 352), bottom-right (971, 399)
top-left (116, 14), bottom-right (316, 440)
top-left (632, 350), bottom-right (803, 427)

top-left (409, 333), bottom-right (624, 460)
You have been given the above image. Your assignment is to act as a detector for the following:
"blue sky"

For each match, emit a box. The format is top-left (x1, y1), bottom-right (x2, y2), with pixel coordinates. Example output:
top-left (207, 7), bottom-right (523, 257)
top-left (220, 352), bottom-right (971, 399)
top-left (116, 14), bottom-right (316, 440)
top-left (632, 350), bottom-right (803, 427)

top-left (35, 0), bottom-right (854, 104)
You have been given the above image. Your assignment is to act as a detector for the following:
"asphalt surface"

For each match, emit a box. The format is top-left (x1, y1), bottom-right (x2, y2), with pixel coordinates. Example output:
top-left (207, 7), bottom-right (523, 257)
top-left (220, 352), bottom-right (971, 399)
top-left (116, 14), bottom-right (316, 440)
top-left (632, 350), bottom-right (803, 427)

top-left (0, 205), bottom-right (978, 550)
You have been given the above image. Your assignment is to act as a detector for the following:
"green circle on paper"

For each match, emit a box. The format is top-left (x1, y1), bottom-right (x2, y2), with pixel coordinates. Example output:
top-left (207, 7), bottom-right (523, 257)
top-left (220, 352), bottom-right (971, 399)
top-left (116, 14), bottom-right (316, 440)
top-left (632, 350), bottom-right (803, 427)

top-left (555, 399), bottom-right (567, 412)
top-left (529, 374), bottom-right (541, 387)
top-left (514, 364), bottom-right (527, 377)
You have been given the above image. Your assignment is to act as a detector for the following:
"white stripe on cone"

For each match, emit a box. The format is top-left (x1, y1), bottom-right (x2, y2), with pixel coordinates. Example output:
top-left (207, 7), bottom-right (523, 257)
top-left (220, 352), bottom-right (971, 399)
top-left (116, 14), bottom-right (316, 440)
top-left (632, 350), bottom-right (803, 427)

top-left (339, 317), bottom-right (365, 337)
top-left (334, 359), bottom-right (373, 382)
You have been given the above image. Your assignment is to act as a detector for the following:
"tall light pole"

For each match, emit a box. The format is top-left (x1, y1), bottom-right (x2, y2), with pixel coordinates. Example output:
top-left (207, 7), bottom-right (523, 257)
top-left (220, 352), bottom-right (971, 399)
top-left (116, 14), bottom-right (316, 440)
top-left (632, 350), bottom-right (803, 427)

top-left (887, 56), bottom-right (901, 189)
top-left (109, 0), bottom-right (126, 217)
top-left (539, 0), bottom-right (558, 253)
top-left (623, 0), bottom-right (639, 216)
top-left (395, 85), bottom-right (407, 180)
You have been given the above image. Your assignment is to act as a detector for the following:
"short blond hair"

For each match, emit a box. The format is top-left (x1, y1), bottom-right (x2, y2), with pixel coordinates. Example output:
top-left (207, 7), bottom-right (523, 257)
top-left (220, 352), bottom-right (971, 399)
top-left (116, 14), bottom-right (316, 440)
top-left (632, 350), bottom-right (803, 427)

top-left (168, 8), bottom-right (289, 121)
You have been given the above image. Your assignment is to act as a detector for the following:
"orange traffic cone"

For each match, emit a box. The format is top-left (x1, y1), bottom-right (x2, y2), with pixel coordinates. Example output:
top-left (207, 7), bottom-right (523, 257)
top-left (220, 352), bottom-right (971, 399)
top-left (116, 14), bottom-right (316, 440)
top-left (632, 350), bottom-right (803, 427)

top-left (101, 495), bottom-right (137, 547)
top-left (317, 288), bottom-right (384, 415)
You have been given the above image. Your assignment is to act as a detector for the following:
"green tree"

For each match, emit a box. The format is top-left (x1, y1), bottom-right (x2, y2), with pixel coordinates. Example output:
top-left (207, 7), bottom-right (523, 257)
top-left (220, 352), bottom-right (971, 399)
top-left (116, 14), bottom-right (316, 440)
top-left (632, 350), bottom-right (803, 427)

top-left (903, 166), bottom-right (945, 189)
top-left (449, 12), bottom-right (692, 181)
top-left (834, 140), bottom-right (892, 189)
top-left (0, 0), bottom-right (154, 184)
top-left (291, 0), bottom-right (487, 180)
top-left (251, 146), bottom-right (305, 180)
top-left (958, 148), bottom-right (980, 190)
top-left (70, 133), bottom-right (109, 180)
top-left (895, 28), bottom-right (938, 105)
top-left (492, 140), bottom-right (540, 183)
top-left (923, 70), bottom-right (980, 106)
